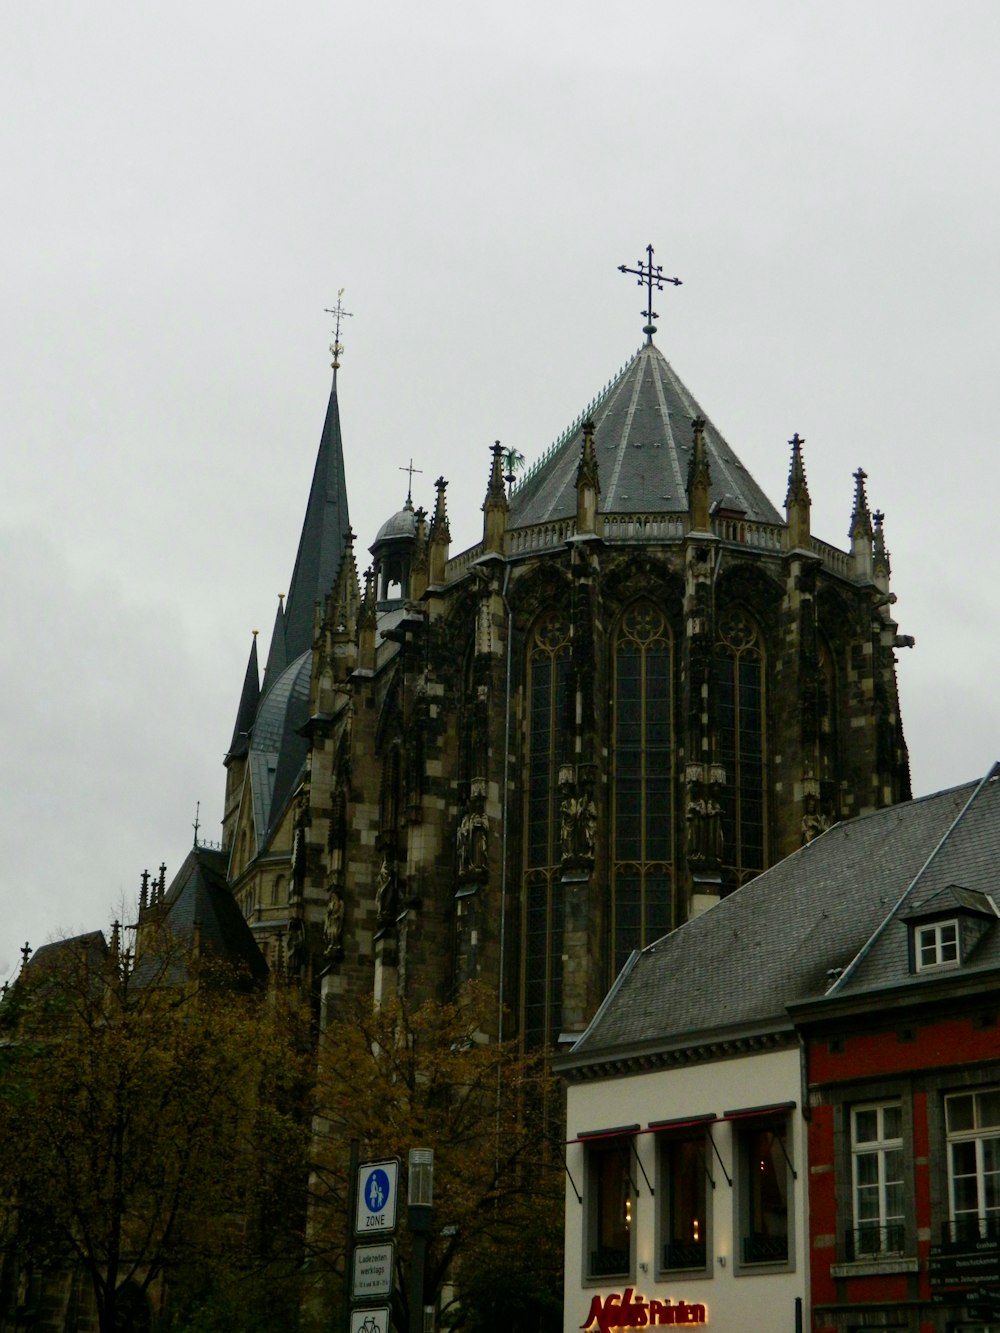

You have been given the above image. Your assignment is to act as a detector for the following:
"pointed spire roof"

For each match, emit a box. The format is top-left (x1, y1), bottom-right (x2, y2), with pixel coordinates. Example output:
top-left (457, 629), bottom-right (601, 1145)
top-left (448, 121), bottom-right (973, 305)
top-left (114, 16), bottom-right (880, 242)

top-left (260, 594), bottom-right (287, 699)
top-left (850, 466), bottom-right (874, 543)
top-left (283, 372), bottom-right (351, 664)
top-left (226, 632), bottom-right (260, 762)
top-left (509, 343), bottom-right (781, 529)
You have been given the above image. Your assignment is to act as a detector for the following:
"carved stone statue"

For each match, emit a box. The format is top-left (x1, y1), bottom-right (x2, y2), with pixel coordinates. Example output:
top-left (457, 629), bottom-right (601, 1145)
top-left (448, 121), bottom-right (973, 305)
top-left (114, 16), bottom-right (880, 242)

top-left (324, 888), bottom-right (344, 954)
top-left (686, 780), bottom-right (724, 868)
top-left (559, 776), bottom-right (597, 869)
top-left (374, 857), bottom-right (397, 923)
top-left (456, 803), bottom-right (489, 880)
top-left (285, 916), bottom-right (307, 983)
top-left (801, 793), bottom-right (831, 845)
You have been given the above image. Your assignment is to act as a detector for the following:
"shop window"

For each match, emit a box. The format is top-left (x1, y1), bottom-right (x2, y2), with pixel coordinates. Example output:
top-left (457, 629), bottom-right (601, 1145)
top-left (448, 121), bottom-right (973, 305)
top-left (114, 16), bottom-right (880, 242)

top-left (657, 1128), bottom-right (710, 1273)
top-left (916, 919), bottom-right (960, 971)
top-left (849, 1102), bottom-right (905, 1258)
top-left (732, 1112), bottom-right (793, 1269)
top-left (585, 1136), bottom-right (634, 1280)
top-left (946, 1089), bottom-right (1000, 1242)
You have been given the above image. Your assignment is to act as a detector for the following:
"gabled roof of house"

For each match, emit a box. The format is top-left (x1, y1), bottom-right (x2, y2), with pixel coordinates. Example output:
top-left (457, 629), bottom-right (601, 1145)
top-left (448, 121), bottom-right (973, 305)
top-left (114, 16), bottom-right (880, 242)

top-left (508, 342), bottom-right (783, 530)
top-left (564, 777), bottom-right (987, 1071)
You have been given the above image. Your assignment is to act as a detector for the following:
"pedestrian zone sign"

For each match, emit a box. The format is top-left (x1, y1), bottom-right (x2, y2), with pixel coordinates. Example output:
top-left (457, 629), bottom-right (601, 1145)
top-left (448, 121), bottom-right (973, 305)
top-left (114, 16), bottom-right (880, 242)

top-left (355, 1158), bottom-right (399, 1236)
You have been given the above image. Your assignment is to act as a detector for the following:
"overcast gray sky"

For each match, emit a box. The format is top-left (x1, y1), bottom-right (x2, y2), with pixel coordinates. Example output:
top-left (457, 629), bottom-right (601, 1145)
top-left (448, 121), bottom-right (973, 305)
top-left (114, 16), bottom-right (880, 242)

top-left (3, 1), bottom-right (999, 982)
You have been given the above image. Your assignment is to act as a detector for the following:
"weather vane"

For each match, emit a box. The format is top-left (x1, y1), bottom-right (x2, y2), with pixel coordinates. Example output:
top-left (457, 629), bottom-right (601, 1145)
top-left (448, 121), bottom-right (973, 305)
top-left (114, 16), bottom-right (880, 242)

top-left (618, 244), bottom-right (681, 345)
top-left (399, 458), bottom-right (423, 503)
top-left (324, 289), bottom-right (353, 370)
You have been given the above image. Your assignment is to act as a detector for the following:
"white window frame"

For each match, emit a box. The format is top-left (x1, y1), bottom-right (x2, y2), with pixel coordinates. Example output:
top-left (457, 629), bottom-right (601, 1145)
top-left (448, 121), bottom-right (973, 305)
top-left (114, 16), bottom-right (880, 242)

top-left (946, 1089), bottom-right (1000, 1243)
top-left (915, 919), bottom-right (960, 971)
top-left (850, 1101), bottom-right (905, 1257)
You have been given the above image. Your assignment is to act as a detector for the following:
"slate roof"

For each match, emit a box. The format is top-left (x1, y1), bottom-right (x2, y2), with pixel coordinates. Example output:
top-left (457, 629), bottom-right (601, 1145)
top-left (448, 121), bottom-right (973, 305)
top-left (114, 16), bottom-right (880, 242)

top-left (824, 765), bottom-right (1000, 1001)
top-left (282, 372), bottom-right (351, 665)
top-left (248, 649), bottom-right (311, 851)
top-left (133, 847), bottom-right (267, 988)
top-left (226, 632), bottom-right (260, 762)
top-left (26, 931), bottom-right (109, 979)
top-left (565, 778), bottom-right (986, 1068)
top-left (509, 342), bottom-right (783, 530)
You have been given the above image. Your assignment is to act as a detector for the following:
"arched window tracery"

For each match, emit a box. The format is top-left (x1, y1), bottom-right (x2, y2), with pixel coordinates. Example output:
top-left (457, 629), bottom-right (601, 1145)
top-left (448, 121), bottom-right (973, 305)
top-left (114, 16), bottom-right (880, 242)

top-left (714, 606), bottom-right (767, 889)
top-left (611, 601), bottom-right (674, 975)
top-left (522, 609), bottom-right (571, 1049)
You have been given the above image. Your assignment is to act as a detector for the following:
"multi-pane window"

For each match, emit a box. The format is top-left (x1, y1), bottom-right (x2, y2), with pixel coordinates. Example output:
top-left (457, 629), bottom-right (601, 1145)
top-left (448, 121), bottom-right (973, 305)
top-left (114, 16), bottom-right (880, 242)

top-left (659, 1132), bottom-right (708, 1273)
top-left (737, 1117), bottom-right (790, 1266)
top-left (916, 920), bottom-right (960, 971)
top-left (946, 1089), bottom-right (1000, 1242)
top-left (612, 602), bottom-right (673, 974)
top-left (714, 608), bottom-right (766, 889)
top-left (586, 1138), bottom-right (633, 1279)
top-left (522, 611), bottom-right (571, 1049)
top-left (850, 1102), bottom-right (904, 1257)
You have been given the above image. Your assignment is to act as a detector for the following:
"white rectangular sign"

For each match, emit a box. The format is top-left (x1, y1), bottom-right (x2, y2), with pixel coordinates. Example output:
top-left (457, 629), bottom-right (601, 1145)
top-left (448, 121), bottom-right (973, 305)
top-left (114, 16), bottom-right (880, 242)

top-left (355, 1158), bottom-right (400, 1236)
top-left (350, 1308), bottom-right (391, 1333)
top-left (353, 1241), bottom-right (394, 1299)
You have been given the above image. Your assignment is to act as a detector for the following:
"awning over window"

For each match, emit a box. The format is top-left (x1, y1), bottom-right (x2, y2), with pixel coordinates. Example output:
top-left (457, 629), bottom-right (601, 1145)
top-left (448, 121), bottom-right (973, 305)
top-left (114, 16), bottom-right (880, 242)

top-left (721, 1101), bottom-right (795, 1122)
top-left (568, 1123), bottom-right (640, 1145)
top-left (648, 1113), bottom-right (717, 1132)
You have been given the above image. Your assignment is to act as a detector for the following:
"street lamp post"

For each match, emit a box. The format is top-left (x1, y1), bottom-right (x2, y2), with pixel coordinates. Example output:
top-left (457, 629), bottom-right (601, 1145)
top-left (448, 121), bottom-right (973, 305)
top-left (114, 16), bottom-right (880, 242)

top-left (407, 1148), bottom-right (434, 1333)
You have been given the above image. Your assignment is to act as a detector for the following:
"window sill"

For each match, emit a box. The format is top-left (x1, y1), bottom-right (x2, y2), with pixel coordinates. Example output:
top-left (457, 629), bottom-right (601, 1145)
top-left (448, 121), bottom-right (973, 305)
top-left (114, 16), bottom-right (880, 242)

top-left (656, 1267), bottom-right (712, 1283)
top-left (830, 1256), bottom-right (918, 1278)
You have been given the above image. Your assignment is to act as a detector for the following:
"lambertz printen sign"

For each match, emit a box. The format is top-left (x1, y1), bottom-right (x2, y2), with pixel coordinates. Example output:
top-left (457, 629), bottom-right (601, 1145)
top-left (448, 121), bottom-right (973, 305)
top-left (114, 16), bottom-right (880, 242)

top-left (582, 1290), bottom-right (708, 1330)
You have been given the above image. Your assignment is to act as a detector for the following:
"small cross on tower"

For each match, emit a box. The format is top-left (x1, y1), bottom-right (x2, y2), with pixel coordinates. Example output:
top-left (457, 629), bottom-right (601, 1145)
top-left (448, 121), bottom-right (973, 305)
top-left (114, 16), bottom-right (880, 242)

top-left (618, 244), bottom-right (682, 344)
top-left (399, 458), bottom-right (423, 504)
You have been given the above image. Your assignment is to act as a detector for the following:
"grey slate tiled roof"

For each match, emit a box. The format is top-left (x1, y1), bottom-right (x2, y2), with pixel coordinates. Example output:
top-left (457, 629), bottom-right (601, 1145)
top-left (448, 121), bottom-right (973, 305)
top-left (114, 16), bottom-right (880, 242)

top-left (568, 779), bottom-right (983, 1065)
top-left (133, 848), bottom-right (267, 988)
top-left (826, 766), bottom-right (1000, 1001)
top-left (282, 374), bottom-right (351, 665)
top-left (248, 649), bottom-right (311, 851)
top-left (509, 342), bottom-right (783, 530)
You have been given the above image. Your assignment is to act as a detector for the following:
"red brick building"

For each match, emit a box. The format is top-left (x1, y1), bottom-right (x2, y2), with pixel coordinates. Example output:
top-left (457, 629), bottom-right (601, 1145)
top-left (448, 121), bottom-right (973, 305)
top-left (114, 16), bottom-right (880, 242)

top-left (791, 764), bottom-right (1000, 1333)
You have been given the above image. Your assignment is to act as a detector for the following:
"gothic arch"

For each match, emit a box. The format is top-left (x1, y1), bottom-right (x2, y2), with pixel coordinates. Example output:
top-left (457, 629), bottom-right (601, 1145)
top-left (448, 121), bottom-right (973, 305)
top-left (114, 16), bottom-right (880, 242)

top-left (714, 602), bottom-right (768, 890)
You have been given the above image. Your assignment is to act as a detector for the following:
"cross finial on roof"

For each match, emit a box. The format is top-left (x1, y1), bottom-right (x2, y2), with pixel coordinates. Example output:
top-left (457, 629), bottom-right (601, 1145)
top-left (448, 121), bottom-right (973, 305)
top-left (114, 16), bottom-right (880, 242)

top-left (192, 800), bottom-right (201, 848)
top-left (324, 289), bottom-right (354, 372)
top-left (399, 459), bottom-right (423, 504)
top-left (20, 941), bottom-right (31, 968)
top-left (619, 244), bottom-right (682, 345)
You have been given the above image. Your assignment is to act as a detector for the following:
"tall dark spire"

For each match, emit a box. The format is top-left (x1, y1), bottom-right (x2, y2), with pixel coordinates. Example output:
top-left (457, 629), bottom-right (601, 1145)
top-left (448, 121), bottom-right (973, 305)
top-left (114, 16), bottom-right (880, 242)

top-left (261, 593), bottom-right (287, 698)
top-left (226, 631), bottom-right (260, 763)
top-left (282, 365), bottom-right (351, 665)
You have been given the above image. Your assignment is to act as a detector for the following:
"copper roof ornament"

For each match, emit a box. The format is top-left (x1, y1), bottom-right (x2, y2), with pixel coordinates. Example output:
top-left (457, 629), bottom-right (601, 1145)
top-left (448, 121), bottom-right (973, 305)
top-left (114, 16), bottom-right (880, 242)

top-left (618, 243), bottom-right (682, 344)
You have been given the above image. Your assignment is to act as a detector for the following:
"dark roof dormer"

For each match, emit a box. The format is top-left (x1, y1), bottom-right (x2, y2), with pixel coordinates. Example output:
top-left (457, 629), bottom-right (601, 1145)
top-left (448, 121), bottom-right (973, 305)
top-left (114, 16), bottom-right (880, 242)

top-left (904, 884), bottom-right (1000, 975)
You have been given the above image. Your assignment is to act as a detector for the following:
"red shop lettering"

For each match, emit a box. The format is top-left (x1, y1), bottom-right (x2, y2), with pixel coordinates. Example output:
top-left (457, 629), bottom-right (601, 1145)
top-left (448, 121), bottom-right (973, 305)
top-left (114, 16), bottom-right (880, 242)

top-left (581, 1289), bottom-right (707, 1331)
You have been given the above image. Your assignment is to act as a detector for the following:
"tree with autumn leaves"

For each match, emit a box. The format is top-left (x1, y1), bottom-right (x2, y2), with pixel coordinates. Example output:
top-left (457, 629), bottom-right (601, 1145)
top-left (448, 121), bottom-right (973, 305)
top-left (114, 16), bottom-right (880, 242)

top-left (306, 985), bottom-right (565, 1333)
top-left (0, 935), bottom-right (312, 1333)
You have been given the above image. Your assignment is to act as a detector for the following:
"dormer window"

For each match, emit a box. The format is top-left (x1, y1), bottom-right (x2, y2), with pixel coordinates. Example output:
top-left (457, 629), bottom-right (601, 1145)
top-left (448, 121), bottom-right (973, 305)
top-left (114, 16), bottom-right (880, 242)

top-left (915, 919), bottom-right (959, 971)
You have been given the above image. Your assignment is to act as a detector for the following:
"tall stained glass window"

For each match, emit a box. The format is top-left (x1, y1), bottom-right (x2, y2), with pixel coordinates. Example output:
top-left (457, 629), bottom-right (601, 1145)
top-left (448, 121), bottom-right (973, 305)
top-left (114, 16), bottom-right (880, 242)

top-left (612, 602), bottom-right (673, 975)
top-left (522, 610), bottom-right (571, 1049)
top-left (714, 608), bottom-right (766, 888)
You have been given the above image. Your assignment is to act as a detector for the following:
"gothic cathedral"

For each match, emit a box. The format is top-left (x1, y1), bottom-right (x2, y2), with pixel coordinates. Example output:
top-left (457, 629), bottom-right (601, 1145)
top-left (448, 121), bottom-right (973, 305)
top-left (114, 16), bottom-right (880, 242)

top-left (219, 287), bottom-right (910, 1048)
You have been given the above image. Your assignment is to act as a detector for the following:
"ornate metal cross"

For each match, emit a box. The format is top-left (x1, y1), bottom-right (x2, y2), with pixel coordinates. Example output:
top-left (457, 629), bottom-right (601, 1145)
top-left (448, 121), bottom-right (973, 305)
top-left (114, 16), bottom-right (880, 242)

top-left (399, 458), bottom-right (423, 503)
top-left (618, 244), bottom-right (682, 344)
top-left (324, 289), bottom-right (353, 370)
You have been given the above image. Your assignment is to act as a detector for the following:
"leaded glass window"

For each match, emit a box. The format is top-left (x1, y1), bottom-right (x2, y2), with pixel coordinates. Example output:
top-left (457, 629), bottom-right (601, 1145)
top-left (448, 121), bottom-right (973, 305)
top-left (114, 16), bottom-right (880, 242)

top-left (611, 602), bottom-right (673, 975)
top-left (714, 608), bottom-right (766, 888)
top-left (522, 610), bottom-right (571, 1049)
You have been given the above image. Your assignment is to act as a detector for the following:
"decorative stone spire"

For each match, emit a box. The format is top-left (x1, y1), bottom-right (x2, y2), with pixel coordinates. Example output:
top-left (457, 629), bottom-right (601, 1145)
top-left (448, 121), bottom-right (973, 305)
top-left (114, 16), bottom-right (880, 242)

top-left (784, 432), bottom-right (811, 550)
top-left (328, 528), bottom-right (361, 637)
top-left (850, 467), bottom-right (874, 580)
top-left (428, 476), bottom-right (451, 585)
top-left (109, 919), bottom-right (121, 961)
top-left (872, 508), bottom-right (891, 592)
top-left (575, 420), bottom-right (601, 535)
top-left (482, 441), bottom-right (509, 554)
top-left (411, 508), bottom-right (429, 599)
top-left (686, 416), bottom-right (712, 532)
top-left (359, 565), bottom-right (377, 670)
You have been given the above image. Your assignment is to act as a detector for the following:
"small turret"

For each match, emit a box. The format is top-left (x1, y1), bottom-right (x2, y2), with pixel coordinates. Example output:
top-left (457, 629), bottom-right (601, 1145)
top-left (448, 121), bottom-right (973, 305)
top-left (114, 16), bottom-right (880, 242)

top-left (575, 421), bottom-right (601, 536)
top-left (482, 441), bottom-right (509, 554)
top-left (872, 509), bottom-right (891, 595)
top-left (850, 467), bottom-right (874, 581)
top-left (784, 432), bottom-right (811, 550)
top-left (358, 566), bottom-right (377, 670)
top-left (428, 476), bottom-right (451, 585)
top-left (686, 416), bottom-right (711, 533)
